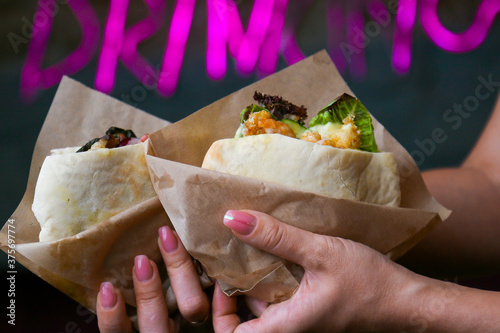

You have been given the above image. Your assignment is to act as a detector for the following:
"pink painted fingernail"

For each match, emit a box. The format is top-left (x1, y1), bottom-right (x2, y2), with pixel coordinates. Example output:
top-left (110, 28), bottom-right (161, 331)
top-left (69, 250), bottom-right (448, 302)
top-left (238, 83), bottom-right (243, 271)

top-left (223, 210), bottom-right (256, 235)
top-left (100, 282), bottom-right (116, 309)
top-left (134, 255), bottom-right (153, 282)
top-left (159, 226), bottom-right (178, 252)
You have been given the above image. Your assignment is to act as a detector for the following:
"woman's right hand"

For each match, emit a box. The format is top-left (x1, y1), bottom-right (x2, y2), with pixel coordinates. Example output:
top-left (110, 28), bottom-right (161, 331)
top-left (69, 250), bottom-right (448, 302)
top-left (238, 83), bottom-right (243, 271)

top-left (213, 210), bottom-right (473, 332)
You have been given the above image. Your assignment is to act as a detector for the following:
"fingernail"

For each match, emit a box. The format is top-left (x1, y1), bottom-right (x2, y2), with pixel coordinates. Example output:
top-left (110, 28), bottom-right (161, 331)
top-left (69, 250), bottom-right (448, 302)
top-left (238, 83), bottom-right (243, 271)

top-left (223, 210), bottom-right (256, 235)
top-left (100, 282), bottom-right (116, 309)
top-left (134, 255), bottom-right (153, 282)
top-left (159, 226), bottom-right (178, 252)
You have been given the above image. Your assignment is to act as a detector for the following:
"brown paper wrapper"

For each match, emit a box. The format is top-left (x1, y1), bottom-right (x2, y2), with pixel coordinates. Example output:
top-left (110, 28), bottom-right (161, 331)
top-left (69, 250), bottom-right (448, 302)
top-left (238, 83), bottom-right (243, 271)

top-left (146, 50), bottom-right (451, 303)
top-left (0, 77), bottom-right (197, 313)
top-left (0, 50), bottom-right (450, 314)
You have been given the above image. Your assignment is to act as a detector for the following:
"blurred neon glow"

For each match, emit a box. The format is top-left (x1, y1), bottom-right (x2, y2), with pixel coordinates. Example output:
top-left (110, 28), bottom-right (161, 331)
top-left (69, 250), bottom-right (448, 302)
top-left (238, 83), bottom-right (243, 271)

top-left (420, 0), bottom-right (500, 53)
top-left (120, 0), bottom-right (166, 87)
top-left (206, 0), bottom-right (282, 79)
top-left (393, 0), bottom-right (417, 73)
top-left (20, 0), bottom-right (500, 101)
top-left (327, 0), bottom-right (347, 73)
top-left (225, 0), bottom-right (245, 57)
top-left (257, 0), bottom-right (289, 77)
top-left (279, 1), bottom-right (316, 66)
top-left (281, 29), bottom-right (305, 65)
top-left (95, 0), bottom-right (130, 93)
top-left (21, 0), bottom-right (99, 101)
top-left (206, 0), bottom-right (229, 80)
top-left (235, 0), bottom-right (276, 75)
top-left (157, 0), bottom-right (195, 96)
top-left (367, 0), bottom-right (393, 42)
top-left (346, 1), bottom-right (366, 78)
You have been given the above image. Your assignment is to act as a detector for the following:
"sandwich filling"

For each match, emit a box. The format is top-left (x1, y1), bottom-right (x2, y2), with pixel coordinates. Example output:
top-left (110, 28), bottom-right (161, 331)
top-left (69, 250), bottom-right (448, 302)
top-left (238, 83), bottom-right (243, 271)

top-left (77, 127), bottom-right (149, 152)
top-left (235, 92), bottom-right (376, 152)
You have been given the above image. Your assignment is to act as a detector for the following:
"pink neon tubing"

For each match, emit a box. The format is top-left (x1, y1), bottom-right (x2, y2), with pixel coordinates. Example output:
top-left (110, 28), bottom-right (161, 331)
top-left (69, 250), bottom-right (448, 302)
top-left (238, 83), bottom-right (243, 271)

top-left (257, 0), bottom-right (289, 77)
top-left (206, 0), bottom-right (227, 80)
top-left (236, 0), bottom-right (276, 75)
top-left (158, 0), bottom-right (196, 97)
top-left (120, 0), bottom-right (166, 86)
top-left (21, 0), bottom-right (100, 101)
top-left (420, 0), bottom-right (500, 53)
top-left (327, 0), bottom-right (347, 73)
top-left (392, 0), bottom-right (417, 73)
top-left (95, 0), bottom-right (130, 93)
top-left (281, 28), bottom-right (305, 65)
top-left (346, 3), bottom-right (366, 78)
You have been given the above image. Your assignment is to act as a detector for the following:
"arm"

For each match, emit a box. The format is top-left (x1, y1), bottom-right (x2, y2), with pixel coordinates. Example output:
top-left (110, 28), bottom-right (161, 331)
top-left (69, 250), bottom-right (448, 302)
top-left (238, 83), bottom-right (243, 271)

top-left (398, 93), bottom-right (500, 277)
top-left (214, 210), bottom-right (500, 332)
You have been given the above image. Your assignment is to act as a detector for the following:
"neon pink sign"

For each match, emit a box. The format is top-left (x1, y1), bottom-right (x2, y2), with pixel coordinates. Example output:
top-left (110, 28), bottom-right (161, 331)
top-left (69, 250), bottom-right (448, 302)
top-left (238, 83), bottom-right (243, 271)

top-left (95, 0), bottom-right (130, 93)
top-left (120, 0), bottom-right (166, 89)
top-left (420, 0), bottom-right (500, 53)
top-left (206, 0), bottom-right (288, 78)
top-left (394, 0), bottom-right (500, 73)
top-left (21, 0), bottom-right (100, 101)
top-left (392, 0), bottom-right (417, 73)
top-left (19, 0), bottom-right (500, 101)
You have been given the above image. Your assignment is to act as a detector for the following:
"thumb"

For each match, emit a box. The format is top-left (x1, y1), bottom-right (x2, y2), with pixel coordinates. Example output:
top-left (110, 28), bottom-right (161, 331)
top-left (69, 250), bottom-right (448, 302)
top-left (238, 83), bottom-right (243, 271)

top-left (223, 210), bottom-right (323, 269)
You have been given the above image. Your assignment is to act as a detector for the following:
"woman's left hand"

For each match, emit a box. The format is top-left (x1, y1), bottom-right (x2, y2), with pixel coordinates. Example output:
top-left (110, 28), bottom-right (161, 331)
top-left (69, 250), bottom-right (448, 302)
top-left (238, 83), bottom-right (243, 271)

top-left (96, 225), bottom-right (210, 332)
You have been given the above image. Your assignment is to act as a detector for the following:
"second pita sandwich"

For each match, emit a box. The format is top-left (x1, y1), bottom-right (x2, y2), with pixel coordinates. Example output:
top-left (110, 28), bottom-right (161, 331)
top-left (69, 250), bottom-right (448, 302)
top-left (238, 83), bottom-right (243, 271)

top-left (202, 93), bottom-right (401, 207)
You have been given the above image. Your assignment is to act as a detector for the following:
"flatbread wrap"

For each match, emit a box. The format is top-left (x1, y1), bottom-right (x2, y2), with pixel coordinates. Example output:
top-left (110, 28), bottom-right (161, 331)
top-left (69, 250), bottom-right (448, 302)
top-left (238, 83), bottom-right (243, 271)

top-left (202, 93), bottom-right (401, 206)
top-left (32, 127), bottom-right (156, 242)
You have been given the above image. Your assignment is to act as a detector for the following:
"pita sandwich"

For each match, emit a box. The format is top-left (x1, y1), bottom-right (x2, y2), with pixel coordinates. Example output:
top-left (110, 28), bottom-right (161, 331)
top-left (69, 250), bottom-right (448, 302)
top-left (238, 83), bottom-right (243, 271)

top-left (202, 93), bottom-right (401, 207)
top-left (203, 134), bottom-right (400, 206)
top-left (32, 129), bottom-right (156, 242)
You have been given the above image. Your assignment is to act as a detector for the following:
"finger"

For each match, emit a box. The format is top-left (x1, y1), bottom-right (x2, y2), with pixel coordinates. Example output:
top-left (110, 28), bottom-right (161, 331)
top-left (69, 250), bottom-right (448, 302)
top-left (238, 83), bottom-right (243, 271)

top-left (133, 255), bottom-right (171, 333)
top-left (96, 282), bottom-right (133, 333)
top-left (158, 226), bottom-right (210, 323)
top-left (213, 283), bottom-right (285, 333)
top-left (245, 296), bottom-right (269, 317)
top-left (223, 210), bottom-right (325, 269)
top-left (212, 282), bottom-right (241, 332)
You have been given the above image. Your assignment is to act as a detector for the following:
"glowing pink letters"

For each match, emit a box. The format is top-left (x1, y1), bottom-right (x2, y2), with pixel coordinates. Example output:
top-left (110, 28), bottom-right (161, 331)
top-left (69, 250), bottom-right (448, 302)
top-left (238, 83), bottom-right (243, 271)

top-left (157, 0), bottom-right (196, 96)
top-left (392, 0), bottom-right (417, 73)
top-left (21, 0), bottom-right (100, 101)
top-left (95, 0), bottom-right (130, 93)
top-left (20, 0), bottom-right (500, 101)
top-left (420, 0), bottom-right (500, 53)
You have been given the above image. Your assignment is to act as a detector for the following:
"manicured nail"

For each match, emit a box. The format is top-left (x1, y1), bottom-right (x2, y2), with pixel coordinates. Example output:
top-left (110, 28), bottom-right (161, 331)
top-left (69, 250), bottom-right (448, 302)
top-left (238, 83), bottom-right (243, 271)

top-left (134, 255), bottom-right (153, 282)
top-left (100, 282), bottom-right (116, 309)
top-left (159, 226), bottom-right (178, 252)
top-left (223, 210), bottom-right (256, 235)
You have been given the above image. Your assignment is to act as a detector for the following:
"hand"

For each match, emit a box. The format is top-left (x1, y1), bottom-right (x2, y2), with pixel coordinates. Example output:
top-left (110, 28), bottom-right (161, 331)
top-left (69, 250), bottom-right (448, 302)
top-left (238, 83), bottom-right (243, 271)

top-left (96, 225), bottom-right (210, 332)
top-left (213, 210), bottom-right (427, 332)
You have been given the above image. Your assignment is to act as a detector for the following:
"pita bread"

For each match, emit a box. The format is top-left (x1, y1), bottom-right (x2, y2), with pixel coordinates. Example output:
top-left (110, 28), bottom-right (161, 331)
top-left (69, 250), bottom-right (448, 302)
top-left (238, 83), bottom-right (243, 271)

top-left (202, 134), bottom-right (400, 206)
top-left (32, 142), bottom-right (156, 242)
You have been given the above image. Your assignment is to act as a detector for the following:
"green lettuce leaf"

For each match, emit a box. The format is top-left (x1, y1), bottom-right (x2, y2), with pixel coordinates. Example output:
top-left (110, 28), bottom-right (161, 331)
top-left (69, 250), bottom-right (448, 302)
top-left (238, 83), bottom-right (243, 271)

top-left (309, 94), bottom-right (378, 152)
top-left (239, 104), bottom-right (268, 123)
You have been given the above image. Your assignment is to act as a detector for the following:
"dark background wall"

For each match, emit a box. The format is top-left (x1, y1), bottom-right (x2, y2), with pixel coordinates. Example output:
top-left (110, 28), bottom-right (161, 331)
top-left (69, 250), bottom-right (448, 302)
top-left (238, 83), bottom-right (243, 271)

top-left (1, 0), bottom-right (499, 331)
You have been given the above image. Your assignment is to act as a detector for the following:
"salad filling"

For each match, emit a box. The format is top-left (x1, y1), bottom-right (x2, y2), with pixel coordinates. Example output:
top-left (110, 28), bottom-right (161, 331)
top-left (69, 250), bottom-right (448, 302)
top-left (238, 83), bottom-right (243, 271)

top-left (235, 92), bottom-right (378, 152)
top-left (77, 127), bottom-right (149, 152)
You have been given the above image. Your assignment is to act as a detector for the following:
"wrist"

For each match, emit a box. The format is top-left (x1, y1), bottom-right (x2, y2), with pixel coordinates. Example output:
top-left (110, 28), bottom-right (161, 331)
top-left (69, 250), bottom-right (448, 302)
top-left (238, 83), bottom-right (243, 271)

top-left (349, 264), bottom-right (437, 332)
top-left (385, 272), bottom-right (500, 332)
top-left (391, 275), bottom-right (461, 332)
top-left (341, 262), bottom-right (429, 332)
top-left (377, 267), bottom-right (434, 332)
